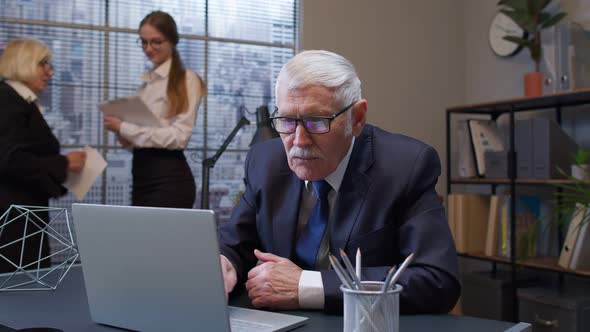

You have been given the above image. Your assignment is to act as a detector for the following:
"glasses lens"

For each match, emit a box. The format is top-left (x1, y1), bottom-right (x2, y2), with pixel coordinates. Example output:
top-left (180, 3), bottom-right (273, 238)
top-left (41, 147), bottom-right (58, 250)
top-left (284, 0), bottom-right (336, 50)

top-left (273, 118), bottom-right (296, 134)
top-left (303, 118), bottom-right (329, 133)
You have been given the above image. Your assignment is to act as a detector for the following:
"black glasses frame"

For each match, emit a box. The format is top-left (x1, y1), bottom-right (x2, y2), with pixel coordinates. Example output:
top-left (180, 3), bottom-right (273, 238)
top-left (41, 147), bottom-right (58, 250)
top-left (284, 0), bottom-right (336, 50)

top-left (38, 59), bottom-right (53, 72)
top-left (137, 37), bottom-right (168, 49)
top-left (270, 101), bottom-right (357, 134)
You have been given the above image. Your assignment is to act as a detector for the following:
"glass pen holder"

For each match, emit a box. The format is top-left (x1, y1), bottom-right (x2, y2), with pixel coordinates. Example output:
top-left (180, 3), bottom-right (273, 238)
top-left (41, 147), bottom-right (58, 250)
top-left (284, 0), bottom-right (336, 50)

top-left (340, 282), bottom-right (402, 332)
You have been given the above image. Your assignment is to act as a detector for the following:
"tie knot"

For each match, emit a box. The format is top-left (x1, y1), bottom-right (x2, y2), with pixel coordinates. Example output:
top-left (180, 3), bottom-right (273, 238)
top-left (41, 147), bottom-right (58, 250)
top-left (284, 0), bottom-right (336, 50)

top-left (312, 180), bottom-right (331, 199)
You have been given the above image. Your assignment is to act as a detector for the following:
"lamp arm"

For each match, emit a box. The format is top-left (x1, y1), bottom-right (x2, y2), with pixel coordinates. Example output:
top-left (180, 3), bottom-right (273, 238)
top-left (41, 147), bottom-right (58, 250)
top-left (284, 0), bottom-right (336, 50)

top-left (201, 116), bottom-right (250, 209)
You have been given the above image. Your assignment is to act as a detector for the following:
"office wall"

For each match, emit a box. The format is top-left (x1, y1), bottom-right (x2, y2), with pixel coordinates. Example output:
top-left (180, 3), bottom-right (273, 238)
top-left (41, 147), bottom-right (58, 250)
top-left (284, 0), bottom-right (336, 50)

top-left (300, 0), bottom-right (465, 193)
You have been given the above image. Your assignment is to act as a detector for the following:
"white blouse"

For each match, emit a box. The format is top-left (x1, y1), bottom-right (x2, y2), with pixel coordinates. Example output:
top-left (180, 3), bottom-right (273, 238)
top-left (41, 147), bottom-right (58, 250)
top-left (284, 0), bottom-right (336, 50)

top-left (119, 58), bottom-right (203, 149)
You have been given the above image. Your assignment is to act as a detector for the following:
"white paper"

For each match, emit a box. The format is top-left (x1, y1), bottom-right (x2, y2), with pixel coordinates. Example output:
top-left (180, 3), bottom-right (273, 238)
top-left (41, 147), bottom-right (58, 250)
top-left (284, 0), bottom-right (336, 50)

top-left (63, 146), bottom-right (107, 200)
top-left (98, 96), bottom-right (162, 127)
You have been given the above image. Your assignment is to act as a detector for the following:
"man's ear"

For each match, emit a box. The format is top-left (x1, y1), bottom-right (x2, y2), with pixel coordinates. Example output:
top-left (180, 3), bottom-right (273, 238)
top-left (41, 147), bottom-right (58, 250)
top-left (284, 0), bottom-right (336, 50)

top-left (351, 99), bottom-right (367, 137)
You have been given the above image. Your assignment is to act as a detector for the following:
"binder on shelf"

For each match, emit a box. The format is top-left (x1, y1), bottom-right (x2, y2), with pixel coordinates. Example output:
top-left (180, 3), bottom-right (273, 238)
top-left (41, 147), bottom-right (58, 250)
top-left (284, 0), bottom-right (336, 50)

top-left (468, 120), bottom-right (505, 177)
top-left (570, 215), bottom-right (590, 271)
top-left (558, 204), bottom-right (587, 269)
top-left (457, 120), bottom-right (477, 178)
top-left (515, 119), bottom-right (533, 178)
top-left (532, 118), bottom-right (578, 179)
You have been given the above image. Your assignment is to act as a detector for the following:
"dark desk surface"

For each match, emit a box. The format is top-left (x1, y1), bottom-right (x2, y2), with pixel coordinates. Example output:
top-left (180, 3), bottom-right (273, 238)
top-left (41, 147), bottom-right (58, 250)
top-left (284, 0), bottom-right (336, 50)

top-left (0, 267), bottom-right (530, 332)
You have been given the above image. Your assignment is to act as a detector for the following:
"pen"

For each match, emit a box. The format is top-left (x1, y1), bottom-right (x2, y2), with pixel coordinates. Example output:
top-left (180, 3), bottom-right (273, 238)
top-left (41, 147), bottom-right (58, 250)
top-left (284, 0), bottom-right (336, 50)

top-left (339, 249), bottom-right (363, 290)
top-left (355, 248), bottom-right (361, 282)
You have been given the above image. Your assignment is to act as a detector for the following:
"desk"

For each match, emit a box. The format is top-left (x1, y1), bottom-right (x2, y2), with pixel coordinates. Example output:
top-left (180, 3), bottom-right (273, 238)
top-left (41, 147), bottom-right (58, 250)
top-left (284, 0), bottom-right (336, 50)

top-left (0, 267), bottom-right (530, 332)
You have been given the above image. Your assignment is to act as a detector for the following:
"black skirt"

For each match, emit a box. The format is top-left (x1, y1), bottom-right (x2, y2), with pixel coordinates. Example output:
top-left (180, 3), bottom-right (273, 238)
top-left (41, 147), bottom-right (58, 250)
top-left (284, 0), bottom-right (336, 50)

top-left (131, 148), bottom-right (196, 208)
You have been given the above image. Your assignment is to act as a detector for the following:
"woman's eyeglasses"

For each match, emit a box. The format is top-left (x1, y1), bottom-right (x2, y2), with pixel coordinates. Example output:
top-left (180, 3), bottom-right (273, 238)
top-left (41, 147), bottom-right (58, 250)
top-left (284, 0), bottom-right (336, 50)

top-left (38, 59), bottom-right (53, 72)
top-left (137, 38), bottom-right (167, 49)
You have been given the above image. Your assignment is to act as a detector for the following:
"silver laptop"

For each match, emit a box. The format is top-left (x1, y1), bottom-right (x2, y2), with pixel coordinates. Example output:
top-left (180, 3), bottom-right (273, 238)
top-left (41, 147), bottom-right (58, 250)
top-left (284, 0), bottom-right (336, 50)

top-left (72, 204), bottom-right (308, 332)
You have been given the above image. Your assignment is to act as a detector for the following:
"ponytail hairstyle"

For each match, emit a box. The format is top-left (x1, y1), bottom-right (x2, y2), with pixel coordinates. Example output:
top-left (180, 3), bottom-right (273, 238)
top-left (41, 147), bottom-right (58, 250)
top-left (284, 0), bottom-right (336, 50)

top-left (140, 11), bottom-right (205, 117)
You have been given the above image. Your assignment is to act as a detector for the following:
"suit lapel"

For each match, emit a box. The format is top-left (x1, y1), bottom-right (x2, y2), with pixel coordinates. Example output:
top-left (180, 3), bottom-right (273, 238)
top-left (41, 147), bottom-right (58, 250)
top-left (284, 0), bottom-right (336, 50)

top-left (329, 127), bottom-right (374, 254)
top-left (272, 163), bottom-right (303, 259)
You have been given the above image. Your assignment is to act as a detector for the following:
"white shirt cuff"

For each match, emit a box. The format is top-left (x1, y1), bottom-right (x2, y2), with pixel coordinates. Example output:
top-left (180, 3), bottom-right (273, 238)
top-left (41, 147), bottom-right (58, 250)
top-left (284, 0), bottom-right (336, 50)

top-left (298, 270), bottom-right (324, 309)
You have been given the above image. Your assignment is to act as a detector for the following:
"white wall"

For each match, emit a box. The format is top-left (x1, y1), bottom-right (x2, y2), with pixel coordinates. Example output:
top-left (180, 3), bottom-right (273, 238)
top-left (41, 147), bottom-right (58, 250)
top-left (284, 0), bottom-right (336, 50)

top-left (301, 0), bottom-right (465, 193)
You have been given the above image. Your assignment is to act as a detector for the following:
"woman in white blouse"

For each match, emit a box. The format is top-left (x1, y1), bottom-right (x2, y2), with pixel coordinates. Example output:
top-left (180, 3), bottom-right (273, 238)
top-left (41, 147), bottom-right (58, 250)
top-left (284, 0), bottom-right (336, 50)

top-left (104, 11), bottom-right (205, 208)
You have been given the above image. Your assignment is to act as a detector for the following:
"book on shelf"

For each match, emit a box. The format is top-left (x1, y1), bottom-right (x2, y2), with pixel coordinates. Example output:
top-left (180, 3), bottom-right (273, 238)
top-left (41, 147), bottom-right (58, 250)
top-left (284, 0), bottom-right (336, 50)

top-left (484, 195), bottom-right (507, 257)
top-left (467, 120), bottom-right (505, 177)
top-left (498, 195), bottom-right (540, 260)
top-left (448, 194), bottom-right (490, 254)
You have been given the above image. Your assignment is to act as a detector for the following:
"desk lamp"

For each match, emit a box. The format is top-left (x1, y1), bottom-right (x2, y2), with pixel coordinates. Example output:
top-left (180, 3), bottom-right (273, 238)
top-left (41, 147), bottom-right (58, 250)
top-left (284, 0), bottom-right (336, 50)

top-left (200, 106), bottom-right (279, 209)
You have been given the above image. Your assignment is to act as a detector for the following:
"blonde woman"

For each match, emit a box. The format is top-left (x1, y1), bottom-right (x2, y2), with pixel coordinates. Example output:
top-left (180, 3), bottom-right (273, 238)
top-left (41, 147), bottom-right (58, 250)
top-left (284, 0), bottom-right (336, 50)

top-left (104, 11), bottom-right (205, 208)
top-left (0, 39), bottom-right (86, 272)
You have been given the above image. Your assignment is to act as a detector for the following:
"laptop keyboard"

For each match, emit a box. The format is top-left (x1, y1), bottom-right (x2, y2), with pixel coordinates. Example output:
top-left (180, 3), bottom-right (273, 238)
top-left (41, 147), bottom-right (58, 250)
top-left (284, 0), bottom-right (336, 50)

top-left (230, 318), bottom-right (274, 332)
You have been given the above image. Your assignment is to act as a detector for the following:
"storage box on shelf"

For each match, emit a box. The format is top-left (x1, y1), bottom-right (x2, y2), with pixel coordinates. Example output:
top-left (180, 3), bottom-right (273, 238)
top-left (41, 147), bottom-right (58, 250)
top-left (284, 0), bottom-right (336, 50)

top-left (446, 88), bottom-right (590, 323)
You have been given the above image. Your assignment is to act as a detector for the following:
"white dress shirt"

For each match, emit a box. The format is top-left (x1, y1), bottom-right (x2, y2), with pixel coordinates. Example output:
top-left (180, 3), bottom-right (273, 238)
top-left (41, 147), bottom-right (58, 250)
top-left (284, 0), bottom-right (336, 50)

top-left (5, 80), bottom-right (44, 113)
top-left (298, 136), bottom-right (355, 309)
top-left (119, 58), bottom-right (203, 149)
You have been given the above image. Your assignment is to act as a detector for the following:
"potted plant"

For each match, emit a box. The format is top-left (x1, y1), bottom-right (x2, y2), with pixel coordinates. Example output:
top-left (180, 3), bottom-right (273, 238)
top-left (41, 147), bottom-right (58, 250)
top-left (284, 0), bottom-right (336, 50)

top-left (498, 0), bottom-right (567, 97)
top-left (552, 150), bottom-right (590, 237)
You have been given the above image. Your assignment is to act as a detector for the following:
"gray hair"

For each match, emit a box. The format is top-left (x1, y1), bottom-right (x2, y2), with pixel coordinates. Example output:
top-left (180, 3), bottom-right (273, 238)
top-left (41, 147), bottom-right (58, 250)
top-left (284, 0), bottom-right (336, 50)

top-left (276, 50), bottom-right (362, 108)
top-left (0, 39), bottom-right (51, 82)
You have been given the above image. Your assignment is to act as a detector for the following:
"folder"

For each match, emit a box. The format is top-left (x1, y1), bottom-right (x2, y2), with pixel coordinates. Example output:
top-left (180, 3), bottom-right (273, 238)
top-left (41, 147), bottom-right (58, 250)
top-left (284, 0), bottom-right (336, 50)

top-left (569, 216), bottom-right (590, 271)
top-left (515, 119), bottom-right (533, 179)
top-left (531, 118), bottom-right (578, 179)
top-left (468, 120), bottom-right (505, 177)
top-left (457, 120), bottom-right (477, 178)
top-left (98, 96), bottom-right (162, 127)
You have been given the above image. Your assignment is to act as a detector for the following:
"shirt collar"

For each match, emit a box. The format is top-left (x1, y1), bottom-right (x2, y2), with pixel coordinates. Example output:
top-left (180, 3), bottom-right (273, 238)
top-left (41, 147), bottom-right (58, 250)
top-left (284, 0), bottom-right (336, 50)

top-left (305, 136), bottom-right (356, 193)
top-left (5, 80), bottom-right (38, 103)
top-left (141, 58), bottom-right (172, 82)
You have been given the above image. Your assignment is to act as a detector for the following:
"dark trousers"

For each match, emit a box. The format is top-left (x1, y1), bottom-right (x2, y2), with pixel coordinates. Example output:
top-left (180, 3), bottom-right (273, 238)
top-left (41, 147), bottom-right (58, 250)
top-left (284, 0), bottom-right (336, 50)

top-left (131, 148), bottom-right (196, 208)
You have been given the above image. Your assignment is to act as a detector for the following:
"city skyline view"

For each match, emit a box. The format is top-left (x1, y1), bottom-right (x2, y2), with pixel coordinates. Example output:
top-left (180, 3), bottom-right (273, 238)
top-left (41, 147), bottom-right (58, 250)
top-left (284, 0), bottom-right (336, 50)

top-left (0, 0), bottom-right (299, 263)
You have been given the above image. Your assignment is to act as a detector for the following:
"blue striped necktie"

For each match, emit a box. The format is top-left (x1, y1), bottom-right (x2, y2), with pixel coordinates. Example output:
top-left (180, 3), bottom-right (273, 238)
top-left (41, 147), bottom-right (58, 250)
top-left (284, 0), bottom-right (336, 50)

top-left (295, 180), bottom-right (331, 270)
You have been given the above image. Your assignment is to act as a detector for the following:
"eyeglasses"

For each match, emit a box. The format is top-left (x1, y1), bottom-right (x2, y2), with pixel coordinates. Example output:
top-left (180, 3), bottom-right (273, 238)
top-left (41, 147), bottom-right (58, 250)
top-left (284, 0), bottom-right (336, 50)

top-left (137, 37), bottom-right (167, 49)
top-left (270, 101), bottom-right (356, 134)
top-left (38, 59), bottom-right (53, 72)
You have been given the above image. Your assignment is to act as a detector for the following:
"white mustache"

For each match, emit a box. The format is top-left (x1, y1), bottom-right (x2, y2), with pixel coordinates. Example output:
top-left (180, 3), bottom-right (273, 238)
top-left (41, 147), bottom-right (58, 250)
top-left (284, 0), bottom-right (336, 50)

top-left (288, 146), bottom-right (324, 159)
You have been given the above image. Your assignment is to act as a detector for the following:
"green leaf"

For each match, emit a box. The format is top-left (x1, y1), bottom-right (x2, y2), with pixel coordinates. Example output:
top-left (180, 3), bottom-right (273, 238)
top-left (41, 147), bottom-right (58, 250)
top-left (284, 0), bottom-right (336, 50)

top-left (537, 12), bottom-right (551, 25)
top-left (527, 0), bottom-right (541, 16)
top-left (500, 9), bottom-right (535, 33)
top-left (541, 12), bottom-right (567, 29)
top-left (503, 35), bottom-right (533, 48)
top-left (499, 0), bottom-right (528, 12)
top-left (540, 0), bottom-right (552, 11)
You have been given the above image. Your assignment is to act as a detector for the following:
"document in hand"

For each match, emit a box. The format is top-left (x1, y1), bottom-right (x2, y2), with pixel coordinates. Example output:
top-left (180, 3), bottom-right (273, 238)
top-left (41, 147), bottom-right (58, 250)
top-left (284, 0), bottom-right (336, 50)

top-left (98, 96), bottom-right (162, 127)
top-left (63, 146), bottom-right (107, 200)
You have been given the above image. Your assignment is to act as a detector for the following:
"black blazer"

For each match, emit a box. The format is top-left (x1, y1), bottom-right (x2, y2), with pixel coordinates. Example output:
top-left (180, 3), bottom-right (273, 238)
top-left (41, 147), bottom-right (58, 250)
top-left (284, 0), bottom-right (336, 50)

top-left (218, 124), bottom-right (461, 314)
top-left (0, 80), bottom-right (68, 209)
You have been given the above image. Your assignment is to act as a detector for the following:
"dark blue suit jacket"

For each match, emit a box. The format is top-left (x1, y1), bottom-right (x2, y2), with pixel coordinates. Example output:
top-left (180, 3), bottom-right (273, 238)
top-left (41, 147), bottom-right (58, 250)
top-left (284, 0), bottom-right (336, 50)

top-left (218, 124), bottom-right (460, 314)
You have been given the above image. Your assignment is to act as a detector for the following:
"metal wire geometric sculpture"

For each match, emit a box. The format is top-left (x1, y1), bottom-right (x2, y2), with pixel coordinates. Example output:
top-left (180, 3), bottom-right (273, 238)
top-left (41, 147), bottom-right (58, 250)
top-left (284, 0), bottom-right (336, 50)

top-left (0, 205), bottom-right (79, 291)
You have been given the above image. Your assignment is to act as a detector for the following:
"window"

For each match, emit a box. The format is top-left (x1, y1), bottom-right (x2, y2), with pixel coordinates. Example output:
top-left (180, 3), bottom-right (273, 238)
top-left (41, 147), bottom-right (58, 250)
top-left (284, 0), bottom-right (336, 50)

top-left (0, 0), bottom-right (299, 263)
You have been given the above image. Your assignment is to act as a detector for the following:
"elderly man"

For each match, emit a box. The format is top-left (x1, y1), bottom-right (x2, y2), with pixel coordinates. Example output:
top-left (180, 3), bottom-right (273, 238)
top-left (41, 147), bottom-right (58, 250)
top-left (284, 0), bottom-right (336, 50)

top-left (218, 50), bottom-right (460, 314)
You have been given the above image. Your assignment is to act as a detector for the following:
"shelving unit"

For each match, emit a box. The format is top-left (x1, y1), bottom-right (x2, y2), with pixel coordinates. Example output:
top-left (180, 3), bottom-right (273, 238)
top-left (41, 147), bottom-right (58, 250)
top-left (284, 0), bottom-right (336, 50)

top-left (446, 88), bottom-right (590, 322)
